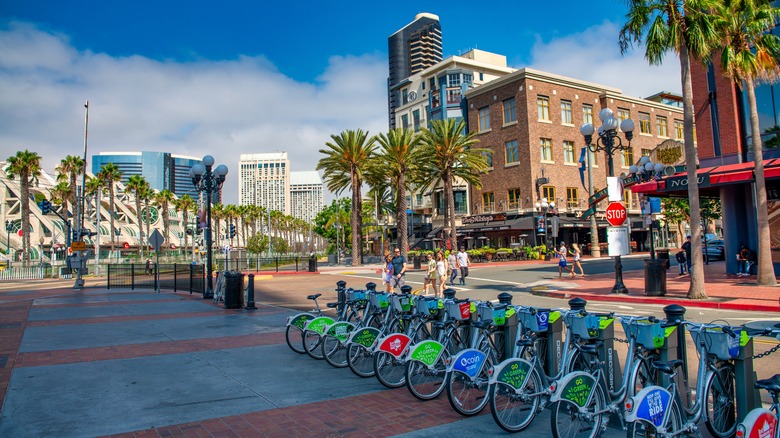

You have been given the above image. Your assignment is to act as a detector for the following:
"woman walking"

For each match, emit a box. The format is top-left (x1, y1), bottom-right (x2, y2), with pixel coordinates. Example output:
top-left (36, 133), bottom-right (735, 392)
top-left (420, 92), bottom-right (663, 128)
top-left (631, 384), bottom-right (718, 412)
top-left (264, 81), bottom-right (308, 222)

top-left (436, 252), bottom-right (448, 297)
top-left (424, 253), bottom-right (437, 295)
top-left (383, 254), bottom-right (394, 292)
top-left (570, 243), bottom-right (584, 277)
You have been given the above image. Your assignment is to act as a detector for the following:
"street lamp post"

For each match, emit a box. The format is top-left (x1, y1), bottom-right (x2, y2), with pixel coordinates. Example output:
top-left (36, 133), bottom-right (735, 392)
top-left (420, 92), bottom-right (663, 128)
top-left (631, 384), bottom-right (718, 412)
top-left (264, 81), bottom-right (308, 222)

top-left (629, 156), bottom-right (664, 260)
top-left (580, 108), bottom-right (635, 294)
top-left (190, 155), bottom-right (228, 299)
top-left (534, 198), bottom-right (555, 255)
top-left (39, 236), bottom-right (44, 278)
top-left (5, 220), bottom-right (12, 268)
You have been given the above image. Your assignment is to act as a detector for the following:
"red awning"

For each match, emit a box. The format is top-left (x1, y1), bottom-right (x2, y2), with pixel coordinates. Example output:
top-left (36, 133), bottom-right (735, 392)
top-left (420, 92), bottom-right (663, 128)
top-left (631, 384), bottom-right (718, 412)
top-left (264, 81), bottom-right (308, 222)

top-left (632, 180), bottom-right (665, 194)
top-left (709, 162), bottom-right (755, 184)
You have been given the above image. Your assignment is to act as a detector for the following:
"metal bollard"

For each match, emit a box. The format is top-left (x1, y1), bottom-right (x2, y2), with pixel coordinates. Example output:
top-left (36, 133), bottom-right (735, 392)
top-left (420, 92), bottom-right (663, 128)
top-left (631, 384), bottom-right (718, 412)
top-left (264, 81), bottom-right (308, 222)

top-left (497, 292), bottom-right (512, 305)
top-left (336, 280), bottom-right (347, 314)
top-left (366, 282), bottom-right (377, 292)
top-left (443, 288), bottom-right (456, 300)
top-left (568, 297), bottom-right (587, 311)
top-left (498, 293), bottom-right (515, 362)
top-left (663, 304), bottom-right (689, 406)
top-left (245, 274), bottom-right (256, 309)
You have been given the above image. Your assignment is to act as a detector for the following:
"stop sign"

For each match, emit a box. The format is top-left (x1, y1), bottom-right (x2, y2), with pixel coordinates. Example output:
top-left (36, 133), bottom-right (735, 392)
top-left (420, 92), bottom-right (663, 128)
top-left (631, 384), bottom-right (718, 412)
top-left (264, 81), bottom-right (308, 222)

top-left (605, 202), bottom-right (627, 226)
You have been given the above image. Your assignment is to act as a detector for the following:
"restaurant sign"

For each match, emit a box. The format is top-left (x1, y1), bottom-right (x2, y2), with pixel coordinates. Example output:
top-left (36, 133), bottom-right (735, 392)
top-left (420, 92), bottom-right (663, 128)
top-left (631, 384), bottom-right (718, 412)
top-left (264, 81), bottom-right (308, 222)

top-left (462, 213), bottom-right (506, 224)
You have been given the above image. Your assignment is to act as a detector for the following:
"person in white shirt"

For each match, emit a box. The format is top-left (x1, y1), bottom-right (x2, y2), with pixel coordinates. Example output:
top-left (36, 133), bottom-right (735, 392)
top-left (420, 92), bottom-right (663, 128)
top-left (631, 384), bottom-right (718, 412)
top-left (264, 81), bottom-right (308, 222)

top-left (447, 252), bottom-right (458, 285)
top-left (456, 247), bottom-right (470, 285)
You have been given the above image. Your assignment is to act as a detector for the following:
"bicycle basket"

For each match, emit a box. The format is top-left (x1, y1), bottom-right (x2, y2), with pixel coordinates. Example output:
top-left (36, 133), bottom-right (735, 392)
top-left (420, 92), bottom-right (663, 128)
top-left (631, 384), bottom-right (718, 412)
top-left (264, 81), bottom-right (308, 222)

top-left (369, 292), bottom-right (389, 309)
top-left (347, 290), bottom-right (366, 305)
top-left (690, 327), bottom-right (741, 361)
top-left (446, 301), bottom-right (471, 321)
top-left (390, 294), bottom-right (412, 313)
top-left (518, 308), bottom-right (549, 333)
top-left (567, 313), bottom-right (602, 340)
top-left (621, 319), bottom-right (664, 350)
top-left (417, 297), bottom-right (439, 316)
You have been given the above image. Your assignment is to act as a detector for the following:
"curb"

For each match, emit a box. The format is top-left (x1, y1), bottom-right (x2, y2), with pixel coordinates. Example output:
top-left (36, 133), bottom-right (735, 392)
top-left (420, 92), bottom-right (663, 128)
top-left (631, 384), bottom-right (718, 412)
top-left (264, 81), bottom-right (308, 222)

top-left (531, 290), bottom-right (780, 313)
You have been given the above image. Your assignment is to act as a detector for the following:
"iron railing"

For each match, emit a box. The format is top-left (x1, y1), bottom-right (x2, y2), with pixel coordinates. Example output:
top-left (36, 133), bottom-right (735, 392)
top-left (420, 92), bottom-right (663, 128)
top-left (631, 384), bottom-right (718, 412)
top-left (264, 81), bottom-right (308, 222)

top-left (213, 256), bottom-right (315, 273)
top-left (106, 263), bottom-right (205, 294)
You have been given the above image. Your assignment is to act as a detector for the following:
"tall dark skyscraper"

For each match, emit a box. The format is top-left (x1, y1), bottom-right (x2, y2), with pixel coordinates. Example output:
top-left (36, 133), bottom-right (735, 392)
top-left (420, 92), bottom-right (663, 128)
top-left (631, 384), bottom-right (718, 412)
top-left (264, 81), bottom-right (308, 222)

top-left (387, 13), bottom-right (442, 129)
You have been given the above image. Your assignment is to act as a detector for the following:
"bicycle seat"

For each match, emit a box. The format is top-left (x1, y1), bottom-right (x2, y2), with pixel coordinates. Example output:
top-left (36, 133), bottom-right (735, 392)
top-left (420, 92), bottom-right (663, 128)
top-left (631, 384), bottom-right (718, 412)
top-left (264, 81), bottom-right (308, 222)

top-left (579, 341), bottom-right (603, 355)
top-left (326, 302), bottom-right (339, 309)
top-left (472, 320), bottom-right (493, 330)
top-left (755, 374), bottom-right (780, 393)
top-left (652, 359), bottom-right (684, 375)
top-left (307, 294), bottom-right (321, 300)
top-left (516, 338), bottom-right (534, 347)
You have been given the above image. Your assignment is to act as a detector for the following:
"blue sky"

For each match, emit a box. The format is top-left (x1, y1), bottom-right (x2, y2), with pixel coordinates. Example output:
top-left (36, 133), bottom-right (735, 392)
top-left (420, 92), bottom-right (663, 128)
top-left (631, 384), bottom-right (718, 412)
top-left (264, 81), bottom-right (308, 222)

top-left (0, 0), bottom-right (681, 204)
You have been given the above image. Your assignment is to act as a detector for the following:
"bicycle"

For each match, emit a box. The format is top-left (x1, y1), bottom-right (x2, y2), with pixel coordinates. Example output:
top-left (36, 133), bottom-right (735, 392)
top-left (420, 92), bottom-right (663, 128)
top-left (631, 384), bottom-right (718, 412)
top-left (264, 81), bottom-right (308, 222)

top-left (320, 288), bottom-right (369, 368)
top-left (285, 282), bottom-right (353, 353)
top-left (372, 291), bottom-right (418, 388)
top-left (624, 321), bottom-right (745, 437)
top-left (345, 288), bottom-right (399, 378)
top-left (736, 326), bottom-right (780, 438)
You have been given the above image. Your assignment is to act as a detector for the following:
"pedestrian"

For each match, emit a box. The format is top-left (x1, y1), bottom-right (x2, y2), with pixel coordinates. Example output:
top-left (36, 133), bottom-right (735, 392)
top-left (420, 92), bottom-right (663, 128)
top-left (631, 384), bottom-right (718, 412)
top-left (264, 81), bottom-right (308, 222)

top-left (145, 258), bottom-right (151, 275)
top-left (436, 251), bottom-right (448, 297)
top-left (556, 243), bottom-right (570, 278)
top-left (390, 248), bottom-right (407, 290)
top-left (383, 254), bottom-right (394, 292)
top-left (456, 246), bottom-right (470, 285)
top-left (737, 245), bottom-right (751, 277)
top-left (681, 236), bottom-right (692, 275)
top-left (676, 250), bottom-right (688, 275)
top-left (447, 251), bottom-right (458, 285)
top-left (424, 253), bottom-right (437, 295)
top-left (570, 243), bottom-right (584, 277)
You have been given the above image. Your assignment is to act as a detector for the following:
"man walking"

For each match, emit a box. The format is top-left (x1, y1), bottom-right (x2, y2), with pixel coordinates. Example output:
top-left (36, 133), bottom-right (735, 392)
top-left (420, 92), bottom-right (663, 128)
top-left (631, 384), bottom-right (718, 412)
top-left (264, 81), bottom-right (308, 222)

top-left (456, 247), bottom-right (470, 285)
top-left (681, 236), bottom-right (692, 275)
top-left (390, 248), bottom-right (407, 290)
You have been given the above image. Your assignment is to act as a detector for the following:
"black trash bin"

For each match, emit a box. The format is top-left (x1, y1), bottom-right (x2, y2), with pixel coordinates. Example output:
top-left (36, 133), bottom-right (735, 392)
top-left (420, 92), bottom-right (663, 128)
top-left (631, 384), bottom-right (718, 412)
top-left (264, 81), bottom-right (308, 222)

top-left (656, 249), bottom-right (670, 270)
top-left (224, 271), bottom-right (245, 309)
top-left (644, 259), bottom-right (667, 296)
top-left (413, 255), bottom-right (421, 270)
top-left (308, 256), bottom-right (317, 272)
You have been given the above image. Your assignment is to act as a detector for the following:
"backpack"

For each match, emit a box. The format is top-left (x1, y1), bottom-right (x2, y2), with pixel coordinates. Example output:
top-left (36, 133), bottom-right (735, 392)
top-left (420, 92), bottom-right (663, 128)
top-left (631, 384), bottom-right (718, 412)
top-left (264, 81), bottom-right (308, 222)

top-left (675, 251), bottom-right (686, 263)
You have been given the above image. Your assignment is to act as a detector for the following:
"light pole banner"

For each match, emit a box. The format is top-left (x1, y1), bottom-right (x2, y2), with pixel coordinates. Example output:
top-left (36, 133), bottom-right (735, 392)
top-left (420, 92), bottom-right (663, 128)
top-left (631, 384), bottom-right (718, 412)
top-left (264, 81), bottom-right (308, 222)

top-left (607, 226), bottom-right (630, 256)
top-left (607, 177), bottom-right (623, 201)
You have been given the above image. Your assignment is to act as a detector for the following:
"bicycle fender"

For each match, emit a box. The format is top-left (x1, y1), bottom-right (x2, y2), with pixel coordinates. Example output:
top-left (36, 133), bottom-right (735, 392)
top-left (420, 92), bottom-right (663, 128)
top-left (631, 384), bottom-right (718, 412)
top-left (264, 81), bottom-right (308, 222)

top-left (550, 371), bottom-right (597, 409)
top-left (489, 358), bottom-right (533, 390)
top-left (345, 327), bottom-right (381, 349)
top-left (407, 340), bottom-right (445, 367)
top-left (286, 312), bottom-right (314, 329)
top-left (448, 348), bottom-right (487, 380)
top-left (323, 321), bottom-right (355, 343)
top-left (303, 316), bottom-right (335, 335)
top-left (374, 333), bottom-right (411, 358)
top-left (624, 385), bottom-right (672, 429)
top-left (737, 408), bottom-right (778, 438)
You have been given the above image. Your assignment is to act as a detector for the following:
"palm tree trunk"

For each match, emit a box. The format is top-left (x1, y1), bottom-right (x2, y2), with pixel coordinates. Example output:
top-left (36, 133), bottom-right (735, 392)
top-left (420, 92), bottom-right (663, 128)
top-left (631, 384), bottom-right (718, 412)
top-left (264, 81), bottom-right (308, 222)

top-left (443, 170), bottom-right (456, 252)
top-left (680, 44), bottom-right (707, 299)
top-left (21, 172), bottom-right (30, 267)
top-left (136, 199), bottom-right (143, 257)
top-left (746, 77), bottom-right (777, 286)
top-left (109, 185), bottom-right (116, 256)
top-left (351, 173), bottom-right (362, 266)
top-left (397, 176), bottom-right (408, 257)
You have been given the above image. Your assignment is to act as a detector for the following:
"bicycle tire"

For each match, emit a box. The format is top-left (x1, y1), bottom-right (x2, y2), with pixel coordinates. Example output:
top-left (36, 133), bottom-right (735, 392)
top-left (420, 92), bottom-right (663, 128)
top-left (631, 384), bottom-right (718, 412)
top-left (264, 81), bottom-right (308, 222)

top-left (412, 321), bottom-right (434, 343)
top-left (704, 363), bottom-right (738, 438)
top-left (629, 353), bottom-right (660, 398)
top-left (489, 368), bottom-right (543, 432)
top-left (626, 396), bottom-right (685, 437)
top-left (322, 334), bottom-right (348, 368)
top-left (405, 356), bottom-right (448, 400)
top-left (446, 366), bottom-right (491, 416)
top-left (550, 381), bottom-right (605, 438)
top-left (285, 324), bottom-right (305, 354)
top-left (374, 351), bottom-right (406, 388)
top-left (347, 343), bottom-right (375, 378)
top-left (303, 330), bottom-right (325, 360)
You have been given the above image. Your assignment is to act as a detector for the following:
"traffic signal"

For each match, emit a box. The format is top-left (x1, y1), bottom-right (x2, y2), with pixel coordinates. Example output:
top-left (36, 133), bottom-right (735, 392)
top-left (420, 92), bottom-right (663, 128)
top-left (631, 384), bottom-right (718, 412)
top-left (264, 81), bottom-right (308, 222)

top-left (229, 224), bottom-right (236, 238)
top-left (72, 229), bottom-right (80, 242)
top-left (37, 200), bottom-right (52, 214)
top-left (185, 228), bottom-right (193, 236)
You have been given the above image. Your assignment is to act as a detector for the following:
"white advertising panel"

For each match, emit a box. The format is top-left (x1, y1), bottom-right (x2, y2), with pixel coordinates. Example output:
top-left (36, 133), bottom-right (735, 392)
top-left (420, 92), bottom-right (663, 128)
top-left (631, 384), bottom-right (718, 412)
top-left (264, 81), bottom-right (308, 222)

top-left (607, 226), bottom-right (630, 256)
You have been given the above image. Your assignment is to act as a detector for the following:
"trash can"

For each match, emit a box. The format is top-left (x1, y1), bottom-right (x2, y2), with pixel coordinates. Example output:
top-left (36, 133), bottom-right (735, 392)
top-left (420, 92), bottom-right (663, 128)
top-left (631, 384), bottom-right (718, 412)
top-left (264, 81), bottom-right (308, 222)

top-left (308, 255), bottom-right (317, 272)
top-left (656, 249), bottom-right (670, 270)
top-left (224, 271), bottom-right (245, 309)
top-left (413, 255), bottom-right (421, 270)
top-left (644, 259), bottom-right (667, 296)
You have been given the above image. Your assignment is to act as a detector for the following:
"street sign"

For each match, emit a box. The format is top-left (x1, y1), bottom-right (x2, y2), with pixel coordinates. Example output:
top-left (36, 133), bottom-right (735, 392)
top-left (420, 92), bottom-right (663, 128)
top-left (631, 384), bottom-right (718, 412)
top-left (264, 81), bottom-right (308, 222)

top-left (605, 202), bottom-right (628, 226)
top-left (71, 241), bottom-right (86, 251)
top-left (149, 229), bottom-right (164, 251)
top-left (607, 226), bottom-right (630, 256)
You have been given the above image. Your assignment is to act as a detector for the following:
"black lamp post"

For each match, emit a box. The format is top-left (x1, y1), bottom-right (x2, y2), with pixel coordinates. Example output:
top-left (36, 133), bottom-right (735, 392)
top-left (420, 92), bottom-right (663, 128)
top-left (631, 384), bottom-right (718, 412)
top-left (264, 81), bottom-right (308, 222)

top-left (534, 197), bottom-right (555, 252)
top-left (190, 155), bottom-right (228, 299)
top-left (5, 220), bottom-right (12, 267)
top-left (580, 108), bottom-right (635, 294)
top-left (630, 156), bottom-right (664, 260)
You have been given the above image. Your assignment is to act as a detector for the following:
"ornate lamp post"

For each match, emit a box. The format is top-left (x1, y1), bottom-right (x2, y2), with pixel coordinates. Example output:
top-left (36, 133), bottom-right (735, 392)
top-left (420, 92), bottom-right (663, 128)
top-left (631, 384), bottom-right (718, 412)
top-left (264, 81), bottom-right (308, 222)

top-left (580, 108), bottom-right (635, 294)
top-left (630, 156), bottom-right (664, 259)
top-left (534, 197), bottom-right (555, 253)
top-left (190, 155), bottom-right (228, 299)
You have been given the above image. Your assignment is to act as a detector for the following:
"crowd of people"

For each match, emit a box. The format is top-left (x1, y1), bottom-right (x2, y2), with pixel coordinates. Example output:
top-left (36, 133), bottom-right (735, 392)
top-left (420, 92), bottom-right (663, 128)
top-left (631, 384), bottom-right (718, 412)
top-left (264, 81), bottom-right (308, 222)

top-left (382, 246), bottom-right (470, 297)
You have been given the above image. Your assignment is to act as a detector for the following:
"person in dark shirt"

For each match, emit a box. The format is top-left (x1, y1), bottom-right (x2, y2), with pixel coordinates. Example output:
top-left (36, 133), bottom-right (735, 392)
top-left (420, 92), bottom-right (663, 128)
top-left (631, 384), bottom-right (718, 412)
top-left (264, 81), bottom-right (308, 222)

top-left (390, 248), bottom-right (407, 290)
top-left (681, 236), bottom-right (692, 275)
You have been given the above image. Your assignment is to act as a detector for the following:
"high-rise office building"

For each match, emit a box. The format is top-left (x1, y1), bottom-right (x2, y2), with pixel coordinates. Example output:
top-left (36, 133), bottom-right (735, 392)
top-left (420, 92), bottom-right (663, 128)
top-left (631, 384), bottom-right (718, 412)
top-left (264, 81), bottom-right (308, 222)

top-left (387, 12), bottom-right (442, 130)
top-left (92, 151), bottom-right (202, 199)
top-left (238, 152), bottom-right (290, 214)
top-left (290, 171), bottom-right (324, 223)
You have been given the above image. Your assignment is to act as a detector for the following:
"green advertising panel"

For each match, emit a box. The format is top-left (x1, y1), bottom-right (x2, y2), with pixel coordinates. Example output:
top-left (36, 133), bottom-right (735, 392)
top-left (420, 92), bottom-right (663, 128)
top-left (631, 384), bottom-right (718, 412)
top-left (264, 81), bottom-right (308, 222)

top-left (496, 359), bottom-right (532, 390)
top-left (409, 340), bottom-right (444, 366)
top-left (560, 373), bottom-right (596, 408)
top-left (289, 313), bottom-right (314, 329)
top-left (350, 327), bottom-right (380, 348)
top-left (326, 322), bottom-right (354, 342)
top-left (306, 317), bottom-right (335, 334)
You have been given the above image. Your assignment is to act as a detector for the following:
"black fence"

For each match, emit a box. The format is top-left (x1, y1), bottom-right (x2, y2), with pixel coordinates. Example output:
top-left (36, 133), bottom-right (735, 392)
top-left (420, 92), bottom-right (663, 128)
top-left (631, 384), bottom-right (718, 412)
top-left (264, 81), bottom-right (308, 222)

top-left (214, 256), bottom-right (315, 273)
top-left (107, 263), bottom-right (205, 294)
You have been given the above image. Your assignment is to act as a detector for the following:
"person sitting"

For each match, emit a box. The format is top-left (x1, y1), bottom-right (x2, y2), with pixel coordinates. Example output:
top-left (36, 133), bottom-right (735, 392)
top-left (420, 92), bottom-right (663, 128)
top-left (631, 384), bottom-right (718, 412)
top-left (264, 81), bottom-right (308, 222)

top-left (737, 245), bottom-right (752, 277)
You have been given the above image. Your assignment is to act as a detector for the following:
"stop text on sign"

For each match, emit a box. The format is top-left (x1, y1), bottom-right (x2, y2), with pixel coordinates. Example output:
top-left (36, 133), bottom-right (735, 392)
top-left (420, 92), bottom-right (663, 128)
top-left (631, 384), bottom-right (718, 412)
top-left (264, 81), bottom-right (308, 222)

top-left (605, 203), bottom-right (627, 226)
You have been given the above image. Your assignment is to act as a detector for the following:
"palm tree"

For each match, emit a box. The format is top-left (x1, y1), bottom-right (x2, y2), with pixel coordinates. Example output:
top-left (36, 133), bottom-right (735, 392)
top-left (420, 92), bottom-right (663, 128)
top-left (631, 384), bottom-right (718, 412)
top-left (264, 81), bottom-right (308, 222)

top-left (418, 119), bottom-right (490, 252)
top-left (712, 0), bottom-right (780, 286)
top-left (154, 190), bottom-right (176, 250)
top-left (84, 176), bottom-right (106, 254)
top-left (49, 181), bottom-right (72, 218)
top-left (371, 128), bottom-right (422, 256)
top-left (619, 0), bottom-right (718, 299)
top-left (317, 129), bottom-right (376, 266)
top-left (6, 150), bottom-right (42, 266)
top-left (56, 155), bottom-right (85, 218)
top-left (96, 163), bottom-right (123, 256)
top-left (174, 194), bottom-right (196, 257)
top-left (212, 203), bottom-right (225, 250)
top-left (140, 185), bottom-right (155, 256)
top-left (125, 175), bottom-right (150, 257)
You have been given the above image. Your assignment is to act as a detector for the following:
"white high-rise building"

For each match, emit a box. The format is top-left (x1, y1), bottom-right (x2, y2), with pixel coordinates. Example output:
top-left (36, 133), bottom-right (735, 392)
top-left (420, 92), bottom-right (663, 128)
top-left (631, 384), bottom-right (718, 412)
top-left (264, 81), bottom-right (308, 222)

top-left (290, 171), bottom-right (324, 223)
top-left (238, 153), bottom-right (290, 214)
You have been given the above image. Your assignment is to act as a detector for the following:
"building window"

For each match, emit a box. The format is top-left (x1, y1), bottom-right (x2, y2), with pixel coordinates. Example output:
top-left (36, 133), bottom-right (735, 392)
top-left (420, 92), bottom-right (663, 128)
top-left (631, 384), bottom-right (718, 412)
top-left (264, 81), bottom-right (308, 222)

top-left (401, 114), bottom-right (409, 129)
top-left (623, 189), bottom-right (633, 209)
top-left (639, 112), bottom-right (651, 134)
top-left (542, 186), bottom-right (556, 201)
top-left (540, 138), bottom-right (553, 161)
top-left (538, 96), bottom-right (550, 121)
top-left (561, 100), bottom-right (573, 124)
top-left (583, 104), bottom-right (594, 125)
top-left (416, 193), bottom-right (423, 205)
top-left (508, 188), bottom-right (522, 210)
top-left (479, 106), bottom-right (491, 131)
top-left (402, 89), bottom-right (408, 105)
top-left (658, 116), bottom-right (668, 137)
top-left (413, 109), bottom-right (421, 132)
top-left (463, 74), bottom-right (473, 85)
top-left (641, 148), bottom-right (652, 157)
top-left (566, 187), bottom-right (578, 209)
top-left (448, 74), bottom-right (461, 87)
top-left (483, 150), bottom-right (493, 168)
top-left (505, 140), bottom-right (519, 164)
top-left (622, 147), bottom-right (634, 168)
top-left (563, 140), bottom-right (576, 164)
top-left (674, 120), bottom-right (684, 140)
top-left (503, 98), bottom-right (517, 124)
top-left (483, 192), bottom-right (495, 212)
top-left (617, 108), bottom-right (630, 129)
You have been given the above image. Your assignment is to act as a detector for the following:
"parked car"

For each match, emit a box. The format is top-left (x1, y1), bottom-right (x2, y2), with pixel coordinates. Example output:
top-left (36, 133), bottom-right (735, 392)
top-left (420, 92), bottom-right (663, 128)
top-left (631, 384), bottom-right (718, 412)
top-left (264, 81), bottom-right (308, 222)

top-left (704, 238), bottom-right (725, 261)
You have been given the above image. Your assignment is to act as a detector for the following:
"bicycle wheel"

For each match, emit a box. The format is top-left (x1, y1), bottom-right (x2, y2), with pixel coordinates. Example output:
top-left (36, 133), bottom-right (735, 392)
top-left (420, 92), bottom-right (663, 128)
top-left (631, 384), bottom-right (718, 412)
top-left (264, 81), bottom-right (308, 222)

top-left (704, 363), bottom-right (737, 438)
top-left (627, 397), bottom-right (685, 437)
top-left (412, 321), bottom-right (434, 343)
top-left (406, 355), bottom-right (448, 400)
top-left (285, 324), bottom-right (305, 354)
top-left (374, 351), bottom-right (406, 388)
top-left (322, 334), bottom-right (348, 368)
top-left (490, 368), bottom-right (543, 432)
top-left (629, 353), bottom-right (660, 397)
top-left (347, 343), bottom-right (375, 378)
top-left (303, 330), bottom-right (325, 360)
top-left (550, 383), bottom-right (605, 438)
top-left (446, 366), bottom-right (491, 416)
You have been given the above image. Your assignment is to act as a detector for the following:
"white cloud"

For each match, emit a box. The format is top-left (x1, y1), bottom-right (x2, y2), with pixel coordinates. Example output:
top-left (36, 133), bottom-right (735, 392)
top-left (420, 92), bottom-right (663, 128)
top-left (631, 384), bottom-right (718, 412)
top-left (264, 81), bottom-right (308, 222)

top-left (0, 22), bottom-right (388, 204)
top-left (525, 20), bottom-right (682, 99)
